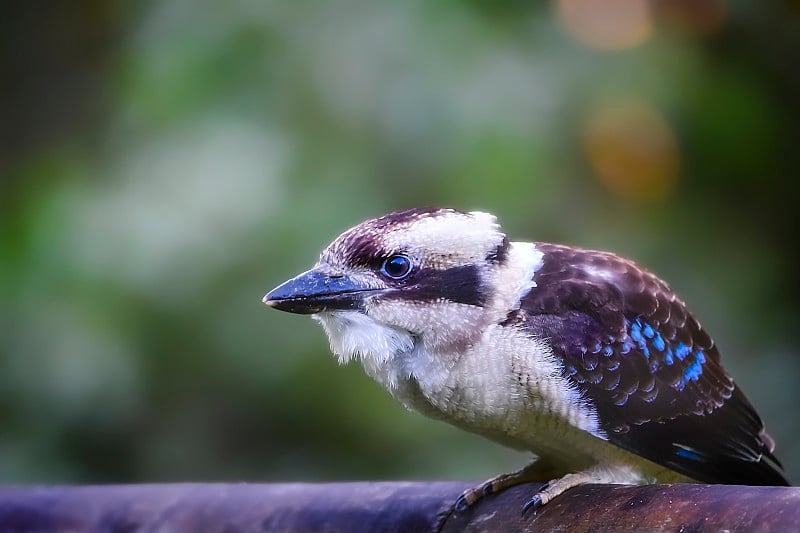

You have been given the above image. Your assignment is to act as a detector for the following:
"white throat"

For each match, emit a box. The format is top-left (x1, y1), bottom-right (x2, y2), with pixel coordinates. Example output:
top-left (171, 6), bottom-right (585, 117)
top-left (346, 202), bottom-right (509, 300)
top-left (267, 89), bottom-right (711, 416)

top-left (313, 311), bottom-right (414, 366)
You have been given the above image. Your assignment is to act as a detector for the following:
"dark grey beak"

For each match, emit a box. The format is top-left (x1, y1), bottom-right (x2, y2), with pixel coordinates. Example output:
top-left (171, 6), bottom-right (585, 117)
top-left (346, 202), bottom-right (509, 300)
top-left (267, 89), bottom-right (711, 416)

top-left (263, 269), bottom-right (376, 314)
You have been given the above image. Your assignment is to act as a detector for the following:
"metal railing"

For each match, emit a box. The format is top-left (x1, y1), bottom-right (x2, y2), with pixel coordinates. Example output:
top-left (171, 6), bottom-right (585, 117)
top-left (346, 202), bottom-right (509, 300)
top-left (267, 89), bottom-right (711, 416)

top-left (0, 481), bottom-right (797, 532)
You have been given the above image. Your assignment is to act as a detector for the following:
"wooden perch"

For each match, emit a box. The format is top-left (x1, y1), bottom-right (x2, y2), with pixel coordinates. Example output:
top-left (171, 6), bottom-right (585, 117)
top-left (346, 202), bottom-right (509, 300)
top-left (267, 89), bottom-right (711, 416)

top-left (0, 481), bottom-right (797, 532)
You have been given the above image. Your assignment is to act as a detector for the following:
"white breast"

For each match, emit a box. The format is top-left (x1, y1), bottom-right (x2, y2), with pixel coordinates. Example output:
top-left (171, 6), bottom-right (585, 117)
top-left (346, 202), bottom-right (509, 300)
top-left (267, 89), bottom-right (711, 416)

top-left (392, 324), bottom-right (609, 459)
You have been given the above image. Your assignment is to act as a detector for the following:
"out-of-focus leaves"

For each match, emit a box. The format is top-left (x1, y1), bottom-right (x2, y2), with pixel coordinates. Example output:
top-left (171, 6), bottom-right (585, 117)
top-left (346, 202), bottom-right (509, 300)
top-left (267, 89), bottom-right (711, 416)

top-left (1, 0), bottom-right (798, 484)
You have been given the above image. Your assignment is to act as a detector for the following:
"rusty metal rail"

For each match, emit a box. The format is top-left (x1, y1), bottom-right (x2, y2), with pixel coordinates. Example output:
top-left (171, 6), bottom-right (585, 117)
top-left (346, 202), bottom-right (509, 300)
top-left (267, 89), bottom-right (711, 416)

top-left (0, 481), bottom-right (797, 532)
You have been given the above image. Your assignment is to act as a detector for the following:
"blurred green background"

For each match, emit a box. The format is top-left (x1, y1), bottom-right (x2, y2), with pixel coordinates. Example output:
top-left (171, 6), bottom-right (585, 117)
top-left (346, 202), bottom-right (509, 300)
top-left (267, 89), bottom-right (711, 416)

top-left (2, 1), bottom-right (799, 484)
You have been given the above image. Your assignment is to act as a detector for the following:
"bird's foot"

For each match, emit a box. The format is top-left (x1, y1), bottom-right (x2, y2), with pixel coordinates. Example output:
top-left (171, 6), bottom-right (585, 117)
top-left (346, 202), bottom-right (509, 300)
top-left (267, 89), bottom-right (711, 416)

top-left (452, 461), bottom-right (547, 512)
top-left (521, 481), bottom-right (550, 516)
top-left (435, 461), bottom-right (552, 531)
top-left (521, 463), bottom-right (648, 516)
top-left (453, 477), bottom-right (497, 511)
top-left (438, 462), bottom-right (642, 530)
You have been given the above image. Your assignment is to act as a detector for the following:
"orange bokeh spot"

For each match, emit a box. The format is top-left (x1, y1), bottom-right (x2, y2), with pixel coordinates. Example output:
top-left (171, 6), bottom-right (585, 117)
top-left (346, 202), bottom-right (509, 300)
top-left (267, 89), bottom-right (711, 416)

top-left (557, 0), bottom-right (653, 50)
top-left (582, 101), bottom-right (680, 202)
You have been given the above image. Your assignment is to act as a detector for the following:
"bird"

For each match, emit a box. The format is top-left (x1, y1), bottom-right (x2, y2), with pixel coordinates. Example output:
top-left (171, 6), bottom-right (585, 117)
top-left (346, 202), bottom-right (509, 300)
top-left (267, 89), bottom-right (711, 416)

top-left (262, 207), bottom-right (789, 515)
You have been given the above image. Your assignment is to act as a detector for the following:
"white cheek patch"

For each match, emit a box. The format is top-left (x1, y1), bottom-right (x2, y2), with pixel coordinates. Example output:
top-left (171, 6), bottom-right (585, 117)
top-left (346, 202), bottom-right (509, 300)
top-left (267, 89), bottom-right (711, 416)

top-left (313, 311), bottom-right (414, 365)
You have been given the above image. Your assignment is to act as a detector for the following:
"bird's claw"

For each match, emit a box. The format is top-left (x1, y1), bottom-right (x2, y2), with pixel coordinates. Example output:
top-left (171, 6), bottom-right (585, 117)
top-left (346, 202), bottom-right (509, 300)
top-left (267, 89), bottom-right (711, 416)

top-left (454, 494), bottom-right (471, 512)
top-left (521, 482), bottom-right (550, 516)
top-left (521, 495), bottom-right (542, 516)
top-left (453, 479), bottom-right (496, 513)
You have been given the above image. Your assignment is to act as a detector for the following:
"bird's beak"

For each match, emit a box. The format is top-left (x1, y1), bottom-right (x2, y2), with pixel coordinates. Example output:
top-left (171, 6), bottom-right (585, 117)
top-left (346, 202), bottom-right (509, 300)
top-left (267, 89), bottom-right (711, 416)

top-left (263, 268), bottom-right (377, 314)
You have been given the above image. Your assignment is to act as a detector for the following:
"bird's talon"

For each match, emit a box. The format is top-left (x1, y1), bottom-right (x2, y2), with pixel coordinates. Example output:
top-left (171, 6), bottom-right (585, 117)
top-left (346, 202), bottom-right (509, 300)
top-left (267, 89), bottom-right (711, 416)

top-left (521, 495), bottom-right (542, 516)
top-left (482, 483), bottom-right (494, 496)
top-left (454, 494), bottom-right (470, 512)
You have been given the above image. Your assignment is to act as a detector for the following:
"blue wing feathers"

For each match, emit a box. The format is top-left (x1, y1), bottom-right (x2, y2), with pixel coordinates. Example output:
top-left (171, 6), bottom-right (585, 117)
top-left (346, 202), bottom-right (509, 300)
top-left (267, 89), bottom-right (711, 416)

top-left (513, 243), bottom-right (789, 486)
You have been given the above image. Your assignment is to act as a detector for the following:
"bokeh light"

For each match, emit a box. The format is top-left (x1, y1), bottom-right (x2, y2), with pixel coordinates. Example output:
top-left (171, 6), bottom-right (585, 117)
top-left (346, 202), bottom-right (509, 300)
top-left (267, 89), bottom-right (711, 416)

top-left (582, 100), bottom-right (680, 202)
top-left (556, 0), bottom-right (653, 50)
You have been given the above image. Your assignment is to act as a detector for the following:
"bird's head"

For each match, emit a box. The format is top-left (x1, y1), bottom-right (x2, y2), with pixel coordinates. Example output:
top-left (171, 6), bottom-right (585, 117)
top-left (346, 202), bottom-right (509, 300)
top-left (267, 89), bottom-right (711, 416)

top-left (264, 208), bottom-right (539, 366)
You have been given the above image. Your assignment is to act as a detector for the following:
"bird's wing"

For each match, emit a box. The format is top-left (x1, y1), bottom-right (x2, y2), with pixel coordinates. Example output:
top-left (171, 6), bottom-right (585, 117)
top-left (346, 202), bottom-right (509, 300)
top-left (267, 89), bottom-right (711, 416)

top-left (510, 243), bottom-right (788, 485)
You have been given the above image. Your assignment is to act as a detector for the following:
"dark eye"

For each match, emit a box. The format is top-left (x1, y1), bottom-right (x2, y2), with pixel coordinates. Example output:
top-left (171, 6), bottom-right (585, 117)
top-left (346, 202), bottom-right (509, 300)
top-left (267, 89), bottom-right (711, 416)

top-left (381, 255), bottom-right (412, 280)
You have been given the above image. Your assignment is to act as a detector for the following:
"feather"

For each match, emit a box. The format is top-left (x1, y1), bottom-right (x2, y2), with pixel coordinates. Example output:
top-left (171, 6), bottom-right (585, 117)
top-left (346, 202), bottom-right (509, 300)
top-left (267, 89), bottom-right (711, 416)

top-left (509, 243), bottom-right (789, 486)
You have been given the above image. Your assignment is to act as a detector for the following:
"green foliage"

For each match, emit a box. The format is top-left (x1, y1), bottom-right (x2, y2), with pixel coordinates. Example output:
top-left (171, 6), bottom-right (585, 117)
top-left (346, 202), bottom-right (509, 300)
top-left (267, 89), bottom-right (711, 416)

top-left (2, 1), bottom-right (798, 484)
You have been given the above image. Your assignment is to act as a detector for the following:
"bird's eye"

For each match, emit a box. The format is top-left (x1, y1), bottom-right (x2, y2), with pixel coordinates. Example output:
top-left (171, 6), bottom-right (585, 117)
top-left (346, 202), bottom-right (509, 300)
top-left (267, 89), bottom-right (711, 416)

top-left (381, 255), bottom-right (412, 280)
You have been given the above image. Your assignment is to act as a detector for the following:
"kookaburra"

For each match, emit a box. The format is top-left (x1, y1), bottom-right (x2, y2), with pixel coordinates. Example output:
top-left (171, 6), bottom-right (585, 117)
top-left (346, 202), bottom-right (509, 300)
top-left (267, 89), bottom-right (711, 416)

top-left (263, 207), bottom-right (789, 513)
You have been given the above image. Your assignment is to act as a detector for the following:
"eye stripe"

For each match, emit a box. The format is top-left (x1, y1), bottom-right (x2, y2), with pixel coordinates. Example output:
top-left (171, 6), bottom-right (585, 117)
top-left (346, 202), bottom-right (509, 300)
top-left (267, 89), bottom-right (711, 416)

top-left (381, 264), bottom-right (487, 307)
